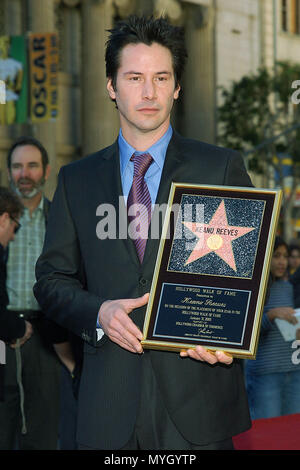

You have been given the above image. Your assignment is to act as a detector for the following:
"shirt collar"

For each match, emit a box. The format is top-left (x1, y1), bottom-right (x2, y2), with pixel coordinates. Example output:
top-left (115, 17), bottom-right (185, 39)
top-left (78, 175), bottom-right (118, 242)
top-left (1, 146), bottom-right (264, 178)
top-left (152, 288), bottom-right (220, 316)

top-left (37, 196), bottom-right (44, 211)
top-left (22, 195), bottom-right (44, 218)
top-left (118, 125), bottom-right (173, 177)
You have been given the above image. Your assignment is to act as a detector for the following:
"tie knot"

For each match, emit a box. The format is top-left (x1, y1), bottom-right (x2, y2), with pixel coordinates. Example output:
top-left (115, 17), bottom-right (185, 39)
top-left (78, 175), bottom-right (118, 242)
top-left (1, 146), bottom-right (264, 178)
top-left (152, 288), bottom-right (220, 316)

top-left (131, 153), bottom-right (153, 177)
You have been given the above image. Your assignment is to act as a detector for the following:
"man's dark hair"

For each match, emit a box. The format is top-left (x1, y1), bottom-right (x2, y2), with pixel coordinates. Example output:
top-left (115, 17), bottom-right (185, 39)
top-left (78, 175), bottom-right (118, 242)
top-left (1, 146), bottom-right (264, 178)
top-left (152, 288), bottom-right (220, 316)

top-left (0, 186), bottom-right (23, 219)
top-left (289, 243), bottom-right (300, 254)
top-left (105, 15), bottom-right (188, 90)
top-left (274, 236), bottom-right (289, 255)
top-left (7, 136), bottom-right (49, 172)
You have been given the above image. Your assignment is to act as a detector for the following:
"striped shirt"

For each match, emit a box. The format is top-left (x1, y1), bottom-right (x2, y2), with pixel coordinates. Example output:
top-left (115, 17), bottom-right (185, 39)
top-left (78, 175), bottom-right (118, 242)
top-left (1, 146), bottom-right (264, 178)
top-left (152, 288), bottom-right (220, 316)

top-left (6, 197), bottom-right (46, 311)
top-left (246, 279), bottom-right (300, 375)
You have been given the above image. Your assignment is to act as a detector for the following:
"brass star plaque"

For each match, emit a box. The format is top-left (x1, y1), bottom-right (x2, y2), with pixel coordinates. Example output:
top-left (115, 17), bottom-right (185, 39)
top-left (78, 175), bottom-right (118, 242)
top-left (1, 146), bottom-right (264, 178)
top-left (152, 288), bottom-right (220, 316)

top-left (142, 183), bottom-right (282, 359)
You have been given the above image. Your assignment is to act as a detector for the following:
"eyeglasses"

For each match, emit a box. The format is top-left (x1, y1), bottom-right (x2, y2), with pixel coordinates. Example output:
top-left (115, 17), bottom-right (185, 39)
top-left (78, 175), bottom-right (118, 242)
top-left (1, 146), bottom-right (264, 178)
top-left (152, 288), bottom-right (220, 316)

top-left (9, 215), bottom-right (21, 234)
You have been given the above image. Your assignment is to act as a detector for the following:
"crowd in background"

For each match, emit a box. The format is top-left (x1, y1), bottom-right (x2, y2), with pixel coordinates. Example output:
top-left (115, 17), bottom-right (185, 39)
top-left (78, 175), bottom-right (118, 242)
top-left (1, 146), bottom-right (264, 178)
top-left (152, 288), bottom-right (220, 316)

top-left (0, 137), bottom-right (81, 450)
top-left (245, 236), bottom-right (300, 420)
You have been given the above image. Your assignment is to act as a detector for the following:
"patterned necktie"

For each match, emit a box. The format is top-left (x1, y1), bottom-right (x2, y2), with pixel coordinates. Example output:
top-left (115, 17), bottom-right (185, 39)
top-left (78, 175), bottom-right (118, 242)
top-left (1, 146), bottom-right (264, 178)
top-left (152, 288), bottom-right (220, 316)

top-left (127, 152), bottom-right (153, 263)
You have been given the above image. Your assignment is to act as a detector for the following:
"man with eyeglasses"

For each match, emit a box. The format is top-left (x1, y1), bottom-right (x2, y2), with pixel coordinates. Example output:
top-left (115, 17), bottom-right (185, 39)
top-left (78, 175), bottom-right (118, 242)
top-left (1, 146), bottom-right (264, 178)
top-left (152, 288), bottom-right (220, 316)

top-left (0, 186), bottom-right (32, 346)
top-left (0, 137), bottom-right (65, 450)
top-left (0, 186), bottom-right (33, 402)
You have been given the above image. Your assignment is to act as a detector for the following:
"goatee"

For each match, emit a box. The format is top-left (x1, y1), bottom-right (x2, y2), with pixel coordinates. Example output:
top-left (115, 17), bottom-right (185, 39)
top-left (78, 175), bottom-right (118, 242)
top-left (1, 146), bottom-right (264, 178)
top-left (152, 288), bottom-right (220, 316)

top-left (10, 177), bottom-right (46, 199)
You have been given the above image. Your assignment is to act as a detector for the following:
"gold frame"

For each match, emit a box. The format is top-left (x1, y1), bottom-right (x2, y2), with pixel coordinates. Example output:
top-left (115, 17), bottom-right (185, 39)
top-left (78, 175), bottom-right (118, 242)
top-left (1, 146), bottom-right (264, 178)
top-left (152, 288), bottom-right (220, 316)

top-left (141, 183), bottom-right (282, 359)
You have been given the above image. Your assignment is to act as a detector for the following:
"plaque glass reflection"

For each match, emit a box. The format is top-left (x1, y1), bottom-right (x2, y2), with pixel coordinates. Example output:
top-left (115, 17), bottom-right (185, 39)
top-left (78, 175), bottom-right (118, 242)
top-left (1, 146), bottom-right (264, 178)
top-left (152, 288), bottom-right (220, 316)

top-left (141, 184), bottom-right (282, 359)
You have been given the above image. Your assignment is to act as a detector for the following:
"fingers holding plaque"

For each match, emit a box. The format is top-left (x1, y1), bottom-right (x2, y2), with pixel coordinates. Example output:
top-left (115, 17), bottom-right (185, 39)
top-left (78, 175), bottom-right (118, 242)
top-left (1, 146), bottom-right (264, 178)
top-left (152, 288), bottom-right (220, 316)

top-left (141, 184), bottom-right (282, 359)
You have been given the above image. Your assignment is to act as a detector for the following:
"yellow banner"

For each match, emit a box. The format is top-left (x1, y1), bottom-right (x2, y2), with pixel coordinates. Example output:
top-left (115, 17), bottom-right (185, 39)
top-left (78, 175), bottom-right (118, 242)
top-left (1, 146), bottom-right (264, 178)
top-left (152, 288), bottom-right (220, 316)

top-left (29, 32), bottom-right (59, 122)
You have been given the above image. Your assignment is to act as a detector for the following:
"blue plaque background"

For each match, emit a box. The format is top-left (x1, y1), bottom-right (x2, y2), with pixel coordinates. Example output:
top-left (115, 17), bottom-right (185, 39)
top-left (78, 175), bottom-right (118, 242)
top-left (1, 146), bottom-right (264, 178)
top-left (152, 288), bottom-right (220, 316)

top-left (153, 282), bottom-right (251, 346)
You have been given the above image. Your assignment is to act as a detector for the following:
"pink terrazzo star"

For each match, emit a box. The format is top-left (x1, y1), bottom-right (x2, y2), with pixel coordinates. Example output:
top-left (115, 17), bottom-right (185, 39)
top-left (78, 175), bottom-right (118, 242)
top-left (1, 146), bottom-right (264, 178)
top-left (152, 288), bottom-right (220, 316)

top-left (182, 200), bottom-right (255, 271)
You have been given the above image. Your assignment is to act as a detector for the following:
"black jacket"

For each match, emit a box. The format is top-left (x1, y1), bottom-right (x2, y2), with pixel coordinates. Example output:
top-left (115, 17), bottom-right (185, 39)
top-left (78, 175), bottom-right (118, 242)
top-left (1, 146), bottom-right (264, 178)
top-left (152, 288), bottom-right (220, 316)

top-left (290, 267), bottom-right (300, 308)
top-left (0, 243), bottom-right (25, 342)
top-left (34, 132), bottom-right (252, 449)
top-left (0, 243), bottom-right (25, 402)
top-left (0, 197), bottom-right (67, 344)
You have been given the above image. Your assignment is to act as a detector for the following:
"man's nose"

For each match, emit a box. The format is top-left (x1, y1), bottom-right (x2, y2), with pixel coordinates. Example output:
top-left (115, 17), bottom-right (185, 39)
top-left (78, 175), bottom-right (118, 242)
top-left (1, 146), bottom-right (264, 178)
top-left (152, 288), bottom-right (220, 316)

top-left (142, 79), bottom-right (156, 100)
top-left (20, 166), bottom-right (29, 178)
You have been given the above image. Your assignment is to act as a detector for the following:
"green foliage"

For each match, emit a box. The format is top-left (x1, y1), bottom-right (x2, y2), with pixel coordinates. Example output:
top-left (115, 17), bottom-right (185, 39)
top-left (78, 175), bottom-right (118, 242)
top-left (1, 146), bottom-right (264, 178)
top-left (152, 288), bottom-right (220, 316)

top-left (217, 62), bottom-right (300, 175)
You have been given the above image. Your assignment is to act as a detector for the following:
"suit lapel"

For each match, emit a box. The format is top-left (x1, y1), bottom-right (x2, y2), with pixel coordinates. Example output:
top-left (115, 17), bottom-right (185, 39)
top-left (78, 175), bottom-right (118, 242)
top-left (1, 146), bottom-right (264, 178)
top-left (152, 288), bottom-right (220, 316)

top-left (97, 140), bottom-right (140, 267)
top-left (143, 132), bottom-right (184, 265)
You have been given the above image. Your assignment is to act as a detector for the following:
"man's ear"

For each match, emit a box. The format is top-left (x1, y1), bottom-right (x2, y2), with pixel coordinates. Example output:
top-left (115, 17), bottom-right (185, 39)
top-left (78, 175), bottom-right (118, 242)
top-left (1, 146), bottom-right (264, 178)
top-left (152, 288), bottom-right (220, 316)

top-left (44, 164), bottom-right (51, 181)
top-left (174, 84), bottom-right (181, 101)
top-left (107, 78), bottom-right (117, 101)
top-left (0, 212), bottom-right (9, 228)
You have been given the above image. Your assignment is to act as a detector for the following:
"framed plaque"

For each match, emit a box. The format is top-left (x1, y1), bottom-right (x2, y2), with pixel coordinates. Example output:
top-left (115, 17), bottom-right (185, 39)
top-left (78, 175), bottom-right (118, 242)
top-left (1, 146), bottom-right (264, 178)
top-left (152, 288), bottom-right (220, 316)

top-left (141, 183), bottom-right (282, 359)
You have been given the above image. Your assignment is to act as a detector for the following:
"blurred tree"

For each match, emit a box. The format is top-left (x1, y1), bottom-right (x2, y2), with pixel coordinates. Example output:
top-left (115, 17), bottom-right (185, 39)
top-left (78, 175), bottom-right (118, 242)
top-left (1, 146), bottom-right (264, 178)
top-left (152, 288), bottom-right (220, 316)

top-left (217, 62), bottom-right (300, 241)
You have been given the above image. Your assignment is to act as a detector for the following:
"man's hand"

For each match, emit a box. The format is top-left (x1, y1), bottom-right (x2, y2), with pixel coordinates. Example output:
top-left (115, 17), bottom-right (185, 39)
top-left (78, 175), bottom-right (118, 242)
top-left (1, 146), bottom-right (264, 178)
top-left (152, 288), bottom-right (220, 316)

top-left (180, 346), bottom-right (233, 365)
top-left (9, 320), bottom-right (33, 349)
top-left (267, 307), bottom-right (298, 324)
top-left (98, 293), bottom-right (149, 353)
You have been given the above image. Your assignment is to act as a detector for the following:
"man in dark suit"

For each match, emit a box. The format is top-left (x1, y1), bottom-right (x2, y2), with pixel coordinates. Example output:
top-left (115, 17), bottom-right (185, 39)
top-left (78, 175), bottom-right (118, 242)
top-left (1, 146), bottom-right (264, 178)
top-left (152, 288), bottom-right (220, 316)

top-left (34, 16), bottom-right (252, 450)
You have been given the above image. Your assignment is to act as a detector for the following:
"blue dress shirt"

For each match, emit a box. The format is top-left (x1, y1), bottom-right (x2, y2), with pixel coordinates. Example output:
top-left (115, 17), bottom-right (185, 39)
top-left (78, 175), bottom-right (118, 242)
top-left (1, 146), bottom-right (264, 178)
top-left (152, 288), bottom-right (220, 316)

top-left (118, 125), bottom-right (173, 204)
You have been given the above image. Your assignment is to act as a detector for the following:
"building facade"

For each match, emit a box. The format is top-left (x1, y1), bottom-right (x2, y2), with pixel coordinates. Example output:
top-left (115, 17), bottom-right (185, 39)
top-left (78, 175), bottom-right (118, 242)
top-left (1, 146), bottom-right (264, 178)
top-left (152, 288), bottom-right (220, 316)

top-left (0, 0), bottom-right (300, 201)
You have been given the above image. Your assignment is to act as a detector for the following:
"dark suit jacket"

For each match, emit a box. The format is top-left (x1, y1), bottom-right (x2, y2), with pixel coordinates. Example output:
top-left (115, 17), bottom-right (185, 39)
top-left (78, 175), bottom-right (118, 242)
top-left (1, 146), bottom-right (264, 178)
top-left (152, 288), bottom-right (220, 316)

top-left (0, 197), bottom-right (67, 344)
top-left (34, 131), bottom-right (252, 449)
top-left (290, 267), bottom-right (300, 308)
top-left (0, 244), bottom-right (25, 343)
top-left (0, 241), bottom-right (25, 403)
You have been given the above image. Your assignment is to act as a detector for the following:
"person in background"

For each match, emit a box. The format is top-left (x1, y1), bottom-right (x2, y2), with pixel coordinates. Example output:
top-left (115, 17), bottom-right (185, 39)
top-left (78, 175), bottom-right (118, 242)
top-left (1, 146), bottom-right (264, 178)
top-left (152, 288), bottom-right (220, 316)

top-left (246, 236), bottom-right (300, 419)
top-left (0, 187), bottom-right (32, 345)
top-left (289, 244), bottom-right (300, 310)
top-left (288, 243), bottom-right (300, 276)
top-left (0, 186), bottom-right (32, 402)
top-left (0, 136), bottom-right (78, 450)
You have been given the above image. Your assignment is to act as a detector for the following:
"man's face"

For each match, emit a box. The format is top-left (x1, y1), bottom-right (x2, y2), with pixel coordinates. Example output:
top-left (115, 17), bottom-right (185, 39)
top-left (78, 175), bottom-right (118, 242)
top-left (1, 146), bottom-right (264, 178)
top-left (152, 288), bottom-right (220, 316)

top-left (289, 248), bottom-right (300, 271)
top-left (0, 213), bottom-right (19, 248)
top-left (271, 244), bottom-right (288, 279)
top-left (107, 42), bottom-right (180, 139)
top-left (8, 145), bottom-right (49, 199)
